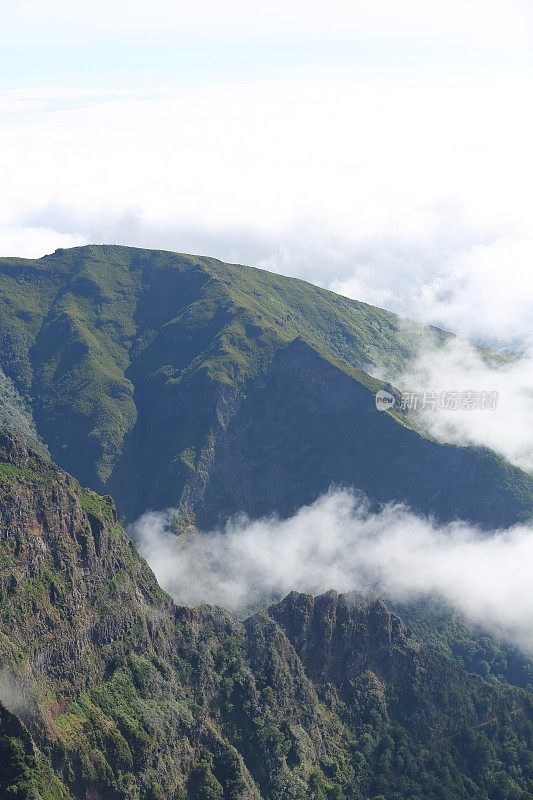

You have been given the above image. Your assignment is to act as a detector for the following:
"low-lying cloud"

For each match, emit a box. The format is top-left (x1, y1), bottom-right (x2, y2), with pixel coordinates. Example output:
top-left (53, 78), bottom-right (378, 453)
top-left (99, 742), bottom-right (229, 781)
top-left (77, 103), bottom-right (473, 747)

top-left (130, 491), bottom-right (533, 654)
top-left (377, 335), bottom-right (533, 474)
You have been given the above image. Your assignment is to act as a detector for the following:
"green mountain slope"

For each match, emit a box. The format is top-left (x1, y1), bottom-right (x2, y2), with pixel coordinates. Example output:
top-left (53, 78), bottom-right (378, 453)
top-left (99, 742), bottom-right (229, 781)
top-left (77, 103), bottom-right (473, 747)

top-left (0, 244), bottom-right (530, 526)
top-left (0, 432), bottom-right (531, 800)
top-left (0, 368), bottom-right (48, 458)
top-left (395, 597), bottom-right (533, 691)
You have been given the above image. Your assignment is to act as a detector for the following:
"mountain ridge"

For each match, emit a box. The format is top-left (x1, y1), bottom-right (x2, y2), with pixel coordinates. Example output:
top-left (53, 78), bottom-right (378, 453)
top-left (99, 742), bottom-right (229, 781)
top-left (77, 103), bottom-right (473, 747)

top-left (0, 244), bottom-right (531, 527)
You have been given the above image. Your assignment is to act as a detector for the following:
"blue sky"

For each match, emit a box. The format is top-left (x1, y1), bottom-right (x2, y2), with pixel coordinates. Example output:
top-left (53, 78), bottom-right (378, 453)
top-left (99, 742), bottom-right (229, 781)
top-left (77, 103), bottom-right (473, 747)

top-left (1, 0), bottom-right (532, 88)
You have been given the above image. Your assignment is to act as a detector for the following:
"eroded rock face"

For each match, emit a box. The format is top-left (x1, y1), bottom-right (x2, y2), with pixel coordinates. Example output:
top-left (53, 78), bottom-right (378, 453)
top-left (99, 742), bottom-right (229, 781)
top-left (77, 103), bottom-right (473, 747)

top-left (267, 590), bottom-right (502, 742)
top-left (0, 432), bottom-right (259, 799)
top-left (0, 431), bottom-right (168, 693)
top-left (269, 590), bottom-right (410, 683)
top-left (0, 432), bottom-right (532, 800)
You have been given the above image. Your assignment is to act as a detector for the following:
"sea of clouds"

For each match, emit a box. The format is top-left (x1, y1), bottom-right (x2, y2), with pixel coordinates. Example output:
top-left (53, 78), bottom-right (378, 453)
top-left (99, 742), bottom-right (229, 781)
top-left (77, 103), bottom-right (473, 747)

top-left (1, 75), bottom-right (532, 347)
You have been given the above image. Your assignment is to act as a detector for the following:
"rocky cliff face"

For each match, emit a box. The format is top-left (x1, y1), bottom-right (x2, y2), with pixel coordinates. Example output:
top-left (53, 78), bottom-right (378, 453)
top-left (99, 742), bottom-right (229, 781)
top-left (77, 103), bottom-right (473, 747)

top-left (0, 432), bottom-right (531, 800)
top-left (268, 591), bottom-right (518, 743)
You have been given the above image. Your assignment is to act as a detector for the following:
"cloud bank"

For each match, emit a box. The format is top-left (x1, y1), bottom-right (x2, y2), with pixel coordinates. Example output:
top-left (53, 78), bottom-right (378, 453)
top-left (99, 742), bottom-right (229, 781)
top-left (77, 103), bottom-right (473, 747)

top-left (1, 75), bottom-right (532, 347)
top-left (130, 491), bottom-right (533, 654)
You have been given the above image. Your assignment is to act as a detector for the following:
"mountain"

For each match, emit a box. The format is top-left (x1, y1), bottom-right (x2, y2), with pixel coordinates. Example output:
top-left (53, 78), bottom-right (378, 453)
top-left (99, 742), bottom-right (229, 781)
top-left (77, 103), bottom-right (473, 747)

top-left (0, 245), bottom-right (531, 527)
top-left (0, 368), bottom-right (48, 459)
top-left (0, 431), bottom-right (531, 800)
top-left (395, 597), bottom-right (533, 691)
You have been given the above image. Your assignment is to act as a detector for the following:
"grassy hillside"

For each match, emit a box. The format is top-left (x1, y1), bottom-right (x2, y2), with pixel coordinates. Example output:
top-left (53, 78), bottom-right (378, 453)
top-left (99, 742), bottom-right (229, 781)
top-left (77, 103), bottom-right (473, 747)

top-left (0, 245), bottom-right (530, 526)
top-left (0, 431), bottom-right (531, 800)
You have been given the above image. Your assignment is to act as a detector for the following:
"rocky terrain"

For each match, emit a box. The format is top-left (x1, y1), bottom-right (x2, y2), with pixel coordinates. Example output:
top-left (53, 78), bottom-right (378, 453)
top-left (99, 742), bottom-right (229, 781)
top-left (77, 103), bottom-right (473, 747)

top-left (0, 431), bottom-right (531, 800)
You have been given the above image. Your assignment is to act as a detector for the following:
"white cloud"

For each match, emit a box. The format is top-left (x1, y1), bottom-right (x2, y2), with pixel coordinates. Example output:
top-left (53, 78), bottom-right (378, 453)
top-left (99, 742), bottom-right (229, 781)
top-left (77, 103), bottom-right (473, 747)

top-left (370, 335), bottom-right (533, 474)
top-left (0, 225), bottom-right (86, 259)
top-left (0, 670), bottom-right (33, 718)
top-left (332, 237), bottom-right (533, 348)
top-left (130, 491), bottom-right (533, 654)
top-left (1, 77), bottom-right (532, 346)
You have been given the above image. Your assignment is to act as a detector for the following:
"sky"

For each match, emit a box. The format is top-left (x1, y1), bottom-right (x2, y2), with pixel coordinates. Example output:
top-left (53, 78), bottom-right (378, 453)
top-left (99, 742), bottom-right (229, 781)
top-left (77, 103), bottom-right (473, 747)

top-left (1, 0), bottom-right (532, 347)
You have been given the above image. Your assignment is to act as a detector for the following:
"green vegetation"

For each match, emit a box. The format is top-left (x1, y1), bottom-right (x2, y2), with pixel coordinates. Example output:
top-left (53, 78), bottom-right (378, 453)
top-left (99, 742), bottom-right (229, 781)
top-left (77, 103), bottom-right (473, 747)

top-left (0, 369), bottom-right (48, 459)
top-left (0, 242), bottom-right (531, 797)
top-left (0, 462), bottom-right (45, 485)
top-left (79, 489), bottom-right (116, 524)
top-left (0, 433), bottom-right (531, 799)
top-left (397, 597), bottom-right (533, 691)
top-left (0, 706), bottom-right (72, 799)
top-left (0, 245), bottom-right (530, 526)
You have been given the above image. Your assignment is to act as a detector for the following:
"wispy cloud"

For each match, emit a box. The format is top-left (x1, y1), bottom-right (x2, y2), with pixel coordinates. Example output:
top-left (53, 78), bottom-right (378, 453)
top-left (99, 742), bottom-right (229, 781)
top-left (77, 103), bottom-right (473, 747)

top-left (0, 670), bottom-right (33, 718)
top-left (130, 491), bottom-right (533, 654)
top-left (371, 335), bottom-right (533, 473)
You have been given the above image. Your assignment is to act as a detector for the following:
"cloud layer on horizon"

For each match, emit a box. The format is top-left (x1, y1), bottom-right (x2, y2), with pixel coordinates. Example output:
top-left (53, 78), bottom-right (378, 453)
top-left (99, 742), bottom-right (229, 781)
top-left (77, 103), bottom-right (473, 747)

top-left (1, 77), bottom-right (532, 347)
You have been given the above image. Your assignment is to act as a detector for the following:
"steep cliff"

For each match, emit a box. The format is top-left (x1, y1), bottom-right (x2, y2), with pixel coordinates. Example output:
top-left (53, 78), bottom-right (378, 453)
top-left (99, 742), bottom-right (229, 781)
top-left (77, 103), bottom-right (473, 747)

top-left (0, 432), bottom-right (531, 799)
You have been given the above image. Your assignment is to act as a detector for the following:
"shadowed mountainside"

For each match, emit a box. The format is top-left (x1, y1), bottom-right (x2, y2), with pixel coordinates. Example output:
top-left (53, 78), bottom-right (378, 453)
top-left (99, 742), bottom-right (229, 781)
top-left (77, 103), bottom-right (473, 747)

top-left (0, 245), bottom-right (530, 527)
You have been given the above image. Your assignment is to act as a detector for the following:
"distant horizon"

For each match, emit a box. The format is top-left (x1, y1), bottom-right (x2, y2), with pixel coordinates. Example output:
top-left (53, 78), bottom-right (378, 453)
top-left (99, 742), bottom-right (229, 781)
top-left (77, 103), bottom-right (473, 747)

top-left (1, 2), bottom-right (532, 350)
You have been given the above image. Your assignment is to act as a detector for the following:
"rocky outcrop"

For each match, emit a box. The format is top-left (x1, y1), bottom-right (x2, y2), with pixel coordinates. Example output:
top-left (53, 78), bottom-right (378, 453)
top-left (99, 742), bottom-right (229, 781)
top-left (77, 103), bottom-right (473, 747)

top-left (269, 590), bottom-right (414, 685)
